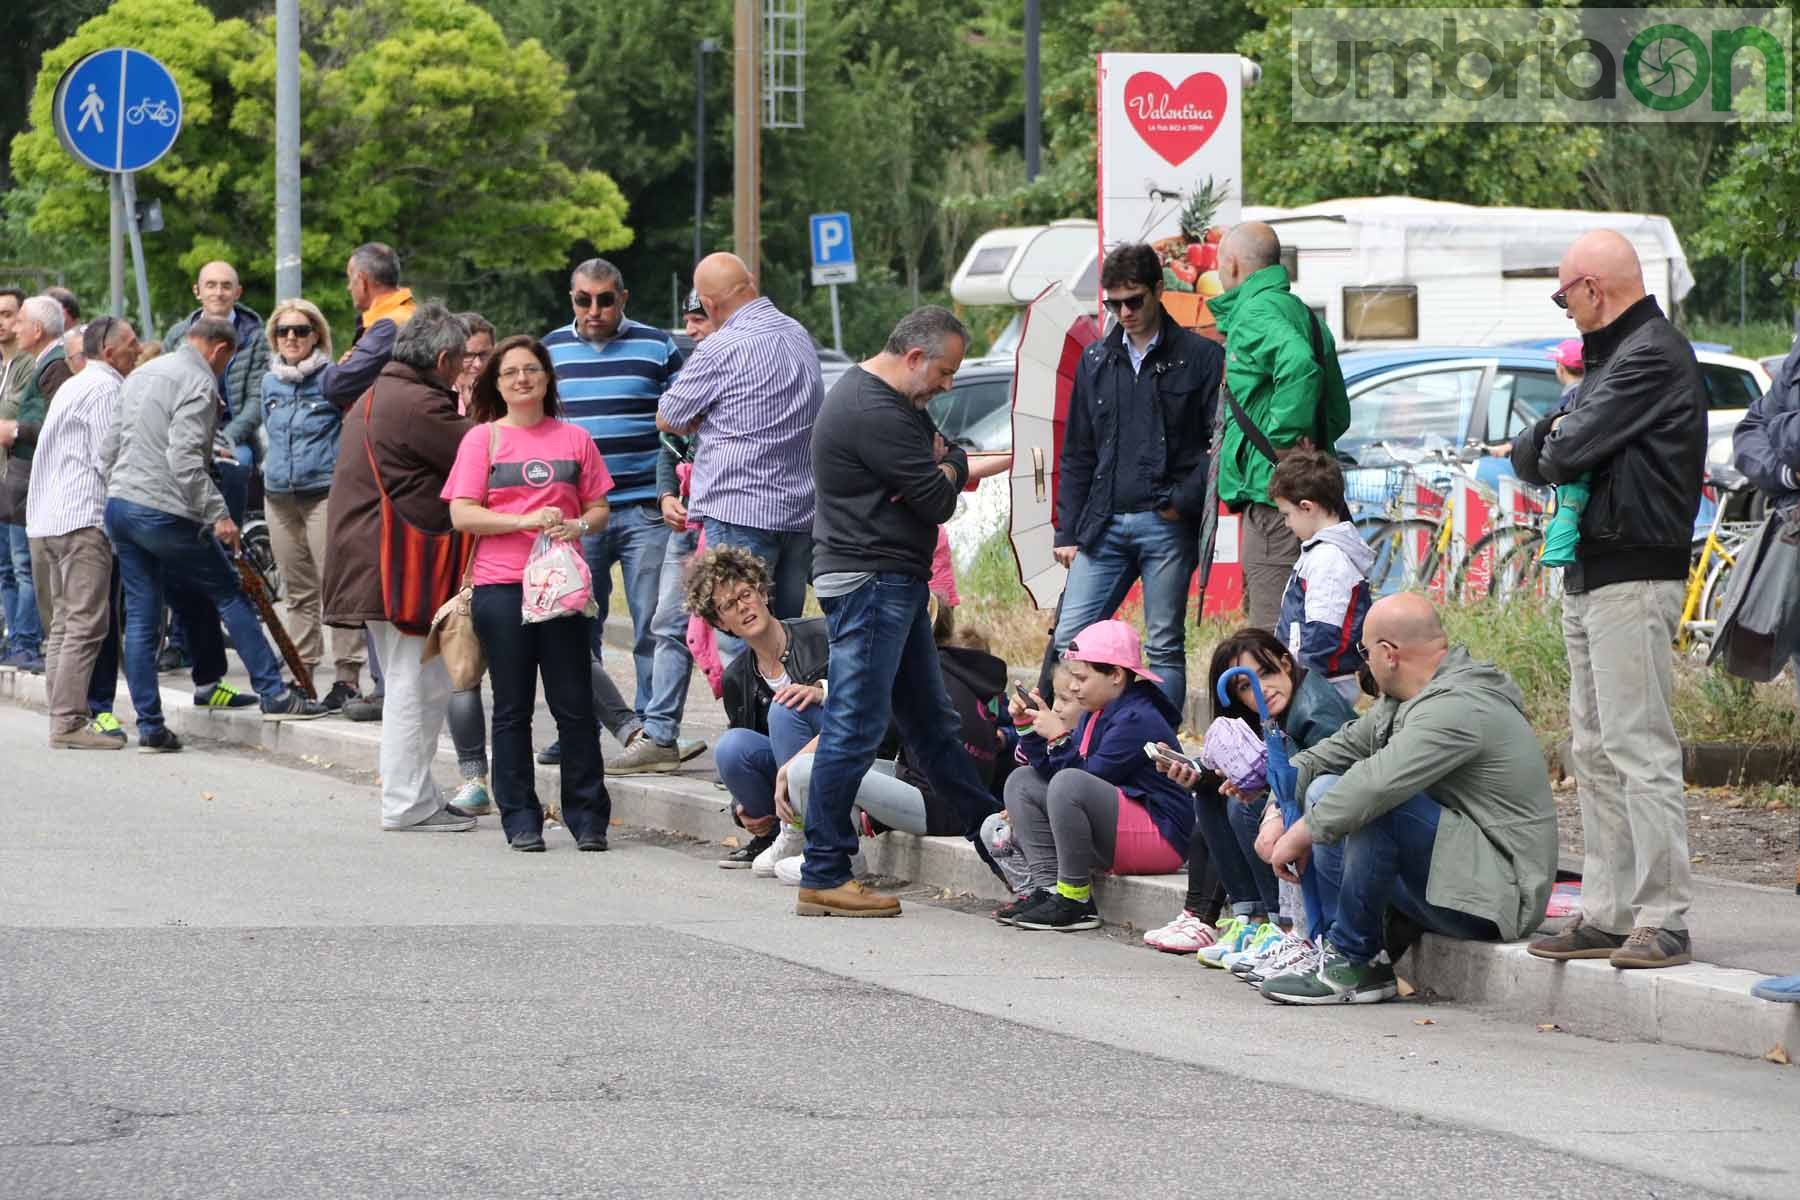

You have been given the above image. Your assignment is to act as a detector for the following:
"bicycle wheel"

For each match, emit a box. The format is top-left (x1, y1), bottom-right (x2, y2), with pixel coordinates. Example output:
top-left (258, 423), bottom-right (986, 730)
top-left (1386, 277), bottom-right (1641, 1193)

top-left (1690, 552), bottom-right (1738, 650)
top-left (1451, 527), bottom-right (1538, 603)
top-left (241, 521), bottom-right (283, 602)
top-left (1489, 533), bottom-right (1551, 601)
top-left (1363, 518), bottom-right (1442, 595)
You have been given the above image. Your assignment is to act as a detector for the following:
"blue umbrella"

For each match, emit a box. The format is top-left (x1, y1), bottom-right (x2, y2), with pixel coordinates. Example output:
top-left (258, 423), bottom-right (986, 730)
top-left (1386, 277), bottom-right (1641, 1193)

top-left (1216, 667), bottom-right (1327, 942)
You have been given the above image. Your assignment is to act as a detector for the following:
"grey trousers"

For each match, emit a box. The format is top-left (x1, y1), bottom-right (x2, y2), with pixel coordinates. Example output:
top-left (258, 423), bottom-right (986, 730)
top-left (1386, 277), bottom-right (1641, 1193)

top-left (1240, 502), bottom-right (1301, 631)
top-left (1004, 766), bottom-right (1121, 890)
top-left (1563, 579), bottom-right (1691, 933)
top-left (786, 755), bottom-right (925, 834)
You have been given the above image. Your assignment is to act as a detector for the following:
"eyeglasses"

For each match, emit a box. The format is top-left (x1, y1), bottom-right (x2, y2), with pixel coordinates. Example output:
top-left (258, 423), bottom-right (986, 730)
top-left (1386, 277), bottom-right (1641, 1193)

top-left (715, 585), bottom-right (762, 614)
top-left (1356, 638), bottom-right (1396, 660)
top-left (464, 349), bottom-right (491, 364)
top-left (1101, 292), bottom-right (1151, 316)
top-left (498, 363), bottom-right (546, 382)
top-left (571, 290), bottom-right (618, 310)
top-left (273, 324), bottom-right (314, 339)
top-left (1551, 276), bottom-right (1595, 311)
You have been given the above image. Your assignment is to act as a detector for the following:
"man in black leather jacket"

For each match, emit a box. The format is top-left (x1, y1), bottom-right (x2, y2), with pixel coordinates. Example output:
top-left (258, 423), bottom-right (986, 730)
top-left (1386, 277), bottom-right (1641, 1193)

top-left (1511, 230), bottom-right (1705, 971)
top-left (1050, 243), bottom-right (1223, 710)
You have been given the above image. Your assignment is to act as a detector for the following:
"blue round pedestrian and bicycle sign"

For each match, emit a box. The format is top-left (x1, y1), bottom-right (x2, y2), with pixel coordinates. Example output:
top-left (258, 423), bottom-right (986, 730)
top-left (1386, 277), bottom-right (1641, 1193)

top-left (53, 48), bottom-right (183, 173)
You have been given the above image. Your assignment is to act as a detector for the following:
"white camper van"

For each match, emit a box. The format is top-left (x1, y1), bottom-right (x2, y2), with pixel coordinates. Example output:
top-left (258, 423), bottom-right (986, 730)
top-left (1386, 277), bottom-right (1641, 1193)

top-left (950, 219), bottom-right (1098, 362)
top-left (1238, 196), bottom-right (1695, 347)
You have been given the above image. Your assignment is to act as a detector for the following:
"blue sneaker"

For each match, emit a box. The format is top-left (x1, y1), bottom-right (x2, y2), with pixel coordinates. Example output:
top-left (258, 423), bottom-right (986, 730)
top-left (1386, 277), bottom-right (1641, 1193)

top-left (1199, 915), bottom-right (1257, 968)
top-left (537, 739), bottom-right (562, 766)
top-left (1751, 974), bottom-right (1800, 1003)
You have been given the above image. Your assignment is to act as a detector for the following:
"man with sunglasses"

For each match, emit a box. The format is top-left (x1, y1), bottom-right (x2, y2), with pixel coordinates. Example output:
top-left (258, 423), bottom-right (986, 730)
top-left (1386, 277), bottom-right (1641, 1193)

top-left (1049, 243), bottom-right (1221, 710)
top-left (542, 257), bottom-right (684, 770)
top-left (1512, 230), bottom-right (1705, 971)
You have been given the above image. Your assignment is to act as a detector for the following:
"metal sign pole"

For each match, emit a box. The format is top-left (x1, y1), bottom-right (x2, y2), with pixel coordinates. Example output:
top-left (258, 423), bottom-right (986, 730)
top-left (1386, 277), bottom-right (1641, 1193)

top-left (109, 173), bottom-right (126, 318)
top-left (119, 170), bottom-right (153, 335)
top-left (829, 282), bottom-right (843, 355)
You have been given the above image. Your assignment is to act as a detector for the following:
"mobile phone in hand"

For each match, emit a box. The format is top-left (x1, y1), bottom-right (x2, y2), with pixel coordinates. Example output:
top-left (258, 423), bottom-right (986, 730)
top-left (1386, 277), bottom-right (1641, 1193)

top-left (1143, 741), bottom-right (1199, 773)
top-left (1013, 682), bottom-right (1036, 710)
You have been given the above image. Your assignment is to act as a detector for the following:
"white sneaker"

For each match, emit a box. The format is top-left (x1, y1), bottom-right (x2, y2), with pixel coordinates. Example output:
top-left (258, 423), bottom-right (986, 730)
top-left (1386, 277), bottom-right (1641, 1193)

top-left (1143, 910), bottom-right (1217, 955)
top-left (449, 778), bottom-right (492, 815)
top-left (1246, 933), bottom-right (1323, 985)
top-left (774, 855), bottom-right (803, 886)
top-left (752, 824), bottom-right (805, 877)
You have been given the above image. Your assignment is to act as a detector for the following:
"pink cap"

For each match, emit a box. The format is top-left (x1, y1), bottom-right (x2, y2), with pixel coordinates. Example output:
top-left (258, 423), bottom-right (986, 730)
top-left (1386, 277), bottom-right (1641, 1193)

top-left (1551, 338), bottom-right (1584, 370)
top-left (1064, 619), bottom-right (1163, 683)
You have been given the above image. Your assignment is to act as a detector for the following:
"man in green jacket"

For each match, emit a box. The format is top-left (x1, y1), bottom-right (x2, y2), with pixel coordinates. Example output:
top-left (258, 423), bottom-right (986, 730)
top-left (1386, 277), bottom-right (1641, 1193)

top-left (1259, 592), bottom-right (1559, 1005)
top-left (1206, 223), bottom-right (1350, 629)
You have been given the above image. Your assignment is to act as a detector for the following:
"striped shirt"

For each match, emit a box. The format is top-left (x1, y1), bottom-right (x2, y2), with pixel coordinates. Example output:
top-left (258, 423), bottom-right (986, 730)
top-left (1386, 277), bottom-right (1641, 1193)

top-left (26, 361), bottom-right (122, 538)
top-left (544, 317), bottom-right (683, 506)
top-left (657, 297), bottom-right (822, 532)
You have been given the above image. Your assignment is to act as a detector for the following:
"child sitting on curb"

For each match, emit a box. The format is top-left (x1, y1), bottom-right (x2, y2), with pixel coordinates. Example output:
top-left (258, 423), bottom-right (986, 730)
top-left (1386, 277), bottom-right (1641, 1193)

top-left (996, 620), bottom-right (1192, 932)
top-left (1269, 450), bottom-right (1375, 704)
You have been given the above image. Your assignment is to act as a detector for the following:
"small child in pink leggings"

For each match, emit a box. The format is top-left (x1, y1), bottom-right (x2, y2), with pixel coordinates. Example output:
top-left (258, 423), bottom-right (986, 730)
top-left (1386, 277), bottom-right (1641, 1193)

top-left (997, 619), bottom-right (1193, 932)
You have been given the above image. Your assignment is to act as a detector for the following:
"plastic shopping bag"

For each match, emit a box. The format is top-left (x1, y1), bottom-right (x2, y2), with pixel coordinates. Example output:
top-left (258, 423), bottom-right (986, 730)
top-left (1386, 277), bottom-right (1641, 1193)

top-left (521, 532), bottom-right (598, 623)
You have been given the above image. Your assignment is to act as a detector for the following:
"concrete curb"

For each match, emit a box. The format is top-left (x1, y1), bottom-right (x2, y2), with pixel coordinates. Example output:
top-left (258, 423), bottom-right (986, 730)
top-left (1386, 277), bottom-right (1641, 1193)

top-left (6, 664), bottom-right (1796, 1064)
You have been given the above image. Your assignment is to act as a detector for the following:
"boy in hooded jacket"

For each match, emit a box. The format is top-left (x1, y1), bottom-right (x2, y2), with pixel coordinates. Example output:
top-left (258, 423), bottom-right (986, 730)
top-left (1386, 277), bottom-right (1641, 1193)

top-left (1269, 450), bottom-right (1374, 703)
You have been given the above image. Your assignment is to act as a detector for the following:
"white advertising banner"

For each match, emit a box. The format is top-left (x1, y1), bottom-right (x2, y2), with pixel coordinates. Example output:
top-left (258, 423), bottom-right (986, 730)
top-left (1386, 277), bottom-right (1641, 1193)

top-left (1097, 53), bottom-right (1245, 255)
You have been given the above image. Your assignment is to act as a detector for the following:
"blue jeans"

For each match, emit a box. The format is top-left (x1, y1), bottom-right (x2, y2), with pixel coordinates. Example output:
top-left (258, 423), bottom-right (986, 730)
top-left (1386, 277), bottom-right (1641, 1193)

top-left (105, 498), bottom-right (288, 733)
top-left (1053, 510), bottom-right (1198, 710)
top-left (1192, 784), bottom-right (1281, 918)
top-left (4, 524), bottom-right (43, 654)
top-left (643, 525), bottom-right (697, 745)
top-left (582, 504), bottom-right (669, 717)
top-left (1307, 775), bottom-right (1500, 964)
top-left (215, 458), bottom-right (251, 525)
top-left (472, 583), bottom-right (609, 842)
top-left (714, 701), bottom-right (823, 822)
top-left (800, 573), bottom-right (995, 889)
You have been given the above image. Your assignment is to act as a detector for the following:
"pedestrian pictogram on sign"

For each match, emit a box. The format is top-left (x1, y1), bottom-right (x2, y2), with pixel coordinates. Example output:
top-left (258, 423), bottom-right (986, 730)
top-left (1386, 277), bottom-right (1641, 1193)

top-left (53, 47), bottom-right (184, 174)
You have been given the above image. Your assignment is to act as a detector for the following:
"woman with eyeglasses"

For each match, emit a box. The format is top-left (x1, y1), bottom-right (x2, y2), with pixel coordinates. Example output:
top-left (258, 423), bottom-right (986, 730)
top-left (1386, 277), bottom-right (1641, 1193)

top-left (453, 312), bottom-right (495, 415)
top-left (444, 335), bottom-right (614, 852)
top-left (259, 298), bottom-right (366, 710)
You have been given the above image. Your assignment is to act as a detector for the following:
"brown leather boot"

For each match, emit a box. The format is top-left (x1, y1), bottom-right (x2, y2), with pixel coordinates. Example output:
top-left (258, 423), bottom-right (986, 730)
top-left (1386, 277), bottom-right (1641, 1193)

top-left (796, 879), bottom-right (901, 918)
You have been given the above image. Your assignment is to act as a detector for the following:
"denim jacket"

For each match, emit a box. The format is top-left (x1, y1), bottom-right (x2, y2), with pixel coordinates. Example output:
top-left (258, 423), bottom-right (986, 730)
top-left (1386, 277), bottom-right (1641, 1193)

top-left (261, 364), bottom-right (341, 494)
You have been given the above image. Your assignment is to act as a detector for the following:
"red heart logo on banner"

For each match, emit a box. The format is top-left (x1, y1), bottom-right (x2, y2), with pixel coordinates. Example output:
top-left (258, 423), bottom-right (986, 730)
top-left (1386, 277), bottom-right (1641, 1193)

top-left (1123, 71), bottom-right (1227, 166)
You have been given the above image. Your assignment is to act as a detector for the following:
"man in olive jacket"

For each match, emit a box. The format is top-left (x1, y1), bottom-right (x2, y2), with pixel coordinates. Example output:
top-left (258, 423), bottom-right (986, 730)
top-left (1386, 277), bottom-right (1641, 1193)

top-left (1511, 231), bottom-right (1704, 971)
top-left (1260, 593), bottom-right (1558, 1006)
top-left (1207, 223), bottom-right (1350, 629)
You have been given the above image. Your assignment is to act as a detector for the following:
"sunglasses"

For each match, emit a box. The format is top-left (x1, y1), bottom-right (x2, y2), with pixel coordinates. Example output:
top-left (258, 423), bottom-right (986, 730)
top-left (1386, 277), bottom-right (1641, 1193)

top-left (572, 291), bottom-right (618, 310)
top-left (1550, 276), bottom-right (1595, 311)
top-left (1101, 292), bottom-right (1150, 316)
top-left (274, 323), bottom-right (315, 339)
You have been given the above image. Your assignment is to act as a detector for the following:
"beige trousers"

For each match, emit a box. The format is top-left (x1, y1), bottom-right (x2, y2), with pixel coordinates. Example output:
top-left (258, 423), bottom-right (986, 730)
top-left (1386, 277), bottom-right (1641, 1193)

top-left (1239, 502), bottom-right (1301, 632)
top-left (264, 491), bottom-right (364, 685)
top-left (34, 527), bottom-right (113, 734)
top-left (1562, 579), bottom-right (1692, 933)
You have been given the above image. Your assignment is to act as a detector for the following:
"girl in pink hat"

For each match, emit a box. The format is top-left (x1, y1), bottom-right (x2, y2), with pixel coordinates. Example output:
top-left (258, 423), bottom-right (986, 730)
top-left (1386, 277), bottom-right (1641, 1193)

top-left (998, 619), bottom-right (1192, 931)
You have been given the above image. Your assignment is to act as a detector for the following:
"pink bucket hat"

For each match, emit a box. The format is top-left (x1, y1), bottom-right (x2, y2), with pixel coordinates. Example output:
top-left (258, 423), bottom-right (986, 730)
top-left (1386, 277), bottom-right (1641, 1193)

top-left (1064, 619), bottom-right (1163, 683)
top-left (1550, 338), bottom-right (1584, 370)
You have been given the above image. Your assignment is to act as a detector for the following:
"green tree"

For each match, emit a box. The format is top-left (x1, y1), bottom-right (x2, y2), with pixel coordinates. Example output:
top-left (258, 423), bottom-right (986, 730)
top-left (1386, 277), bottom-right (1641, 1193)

top-left (1701, 123), bottom-right (1800, 315)
top-left (8, 0), bottom-right (630, 335)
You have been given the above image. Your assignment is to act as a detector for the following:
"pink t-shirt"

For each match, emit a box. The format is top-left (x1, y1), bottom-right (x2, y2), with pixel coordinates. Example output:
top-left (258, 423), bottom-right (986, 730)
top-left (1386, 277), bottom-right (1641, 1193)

top-left (441, 418), bottom-right (612, 586)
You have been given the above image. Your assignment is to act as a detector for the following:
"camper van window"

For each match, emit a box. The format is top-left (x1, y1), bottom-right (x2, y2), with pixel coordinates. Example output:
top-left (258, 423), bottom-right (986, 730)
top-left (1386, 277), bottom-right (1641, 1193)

top-left (1281, 245), bottom-right (1299, 282)
top-left (969, 246), bottom-right (1015, 276)
top-left (1344, 286), bottom-right (1419, 341)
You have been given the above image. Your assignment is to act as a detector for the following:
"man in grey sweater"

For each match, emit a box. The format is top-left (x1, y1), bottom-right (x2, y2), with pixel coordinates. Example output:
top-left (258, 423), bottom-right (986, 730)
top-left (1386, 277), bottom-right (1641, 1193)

top-left (102, 318), bottom-right (327, 750)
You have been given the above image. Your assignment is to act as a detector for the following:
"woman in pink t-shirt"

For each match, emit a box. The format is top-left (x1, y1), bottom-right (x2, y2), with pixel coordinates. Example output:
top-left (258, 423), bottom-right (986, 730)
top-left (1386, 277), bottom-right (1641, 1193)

top-left (444, 335), bottom-right (614, 853)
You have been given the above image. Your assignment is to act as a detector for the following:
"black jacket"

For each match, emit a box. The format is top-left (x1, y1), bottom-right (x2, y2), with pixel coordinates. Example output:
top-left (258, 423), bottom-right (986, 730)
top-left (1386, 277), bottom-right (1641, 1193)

top-left (1510, 296), bottom-right (1704, 593)
top-left (1733, 340), bottom-right (1800, 514)
top-left (811, 365), bottom-right (968, 579)
top-left (895, 643), bottom-right (1015, 835)
top-left (1056, 311), bottom-right (1222, 551)
top-left (721, 617), bottom-right (831, 735)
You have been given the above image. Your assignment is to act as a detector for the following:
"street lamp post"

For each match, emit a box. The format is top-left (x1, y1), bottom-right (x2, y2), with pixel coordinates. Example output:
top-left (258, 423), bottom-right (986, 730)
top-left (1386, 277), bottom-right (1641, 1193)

top-left (694, 38), bottom-right (720, 270)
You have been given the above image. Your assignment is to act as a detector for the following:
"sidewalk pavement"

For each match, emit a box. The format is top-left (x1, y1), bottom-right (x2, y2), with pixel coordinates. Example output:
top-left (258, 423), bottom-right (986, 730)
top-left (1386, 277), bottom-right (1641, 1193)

top-left (7, 633), bottom-right (1798, 1065)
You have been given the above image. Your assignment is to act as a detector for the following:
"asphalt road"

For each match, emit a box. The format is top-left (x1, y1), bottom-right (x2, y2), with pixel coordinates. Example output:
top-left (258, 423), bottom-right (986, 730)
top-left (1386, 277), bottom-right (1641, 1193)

top-left (2, 705), bottom-right (1796, 1199)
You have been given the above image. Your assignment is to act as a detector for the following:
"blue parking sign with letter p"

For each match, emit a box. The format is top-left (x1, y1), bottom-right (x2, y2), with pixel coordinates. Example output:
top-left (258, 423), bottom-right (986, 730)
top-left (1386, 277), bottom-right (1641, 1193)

top-left (809, 212), bottom-right (857, 285)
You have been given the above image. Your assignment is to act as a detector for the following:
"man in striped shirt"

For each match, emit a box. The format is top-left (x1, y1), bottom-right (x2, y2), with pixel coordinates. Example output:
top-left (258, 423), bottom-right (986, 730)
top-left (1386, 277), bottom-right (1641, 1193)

top-left (657, 253), bottom-right (822, 621)
top-left (544, 258), bottom-right (683, 734)
top-left (25, 317), bottom-right (137, 749)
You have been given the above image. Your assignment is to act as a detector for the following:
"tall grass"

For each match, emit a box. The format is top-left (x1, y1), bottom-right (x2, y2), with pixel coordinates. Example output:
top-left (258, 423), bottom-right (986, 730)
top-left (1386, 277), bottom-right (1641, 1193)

top-left (1683, 318), bottom-right (1795, 361)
